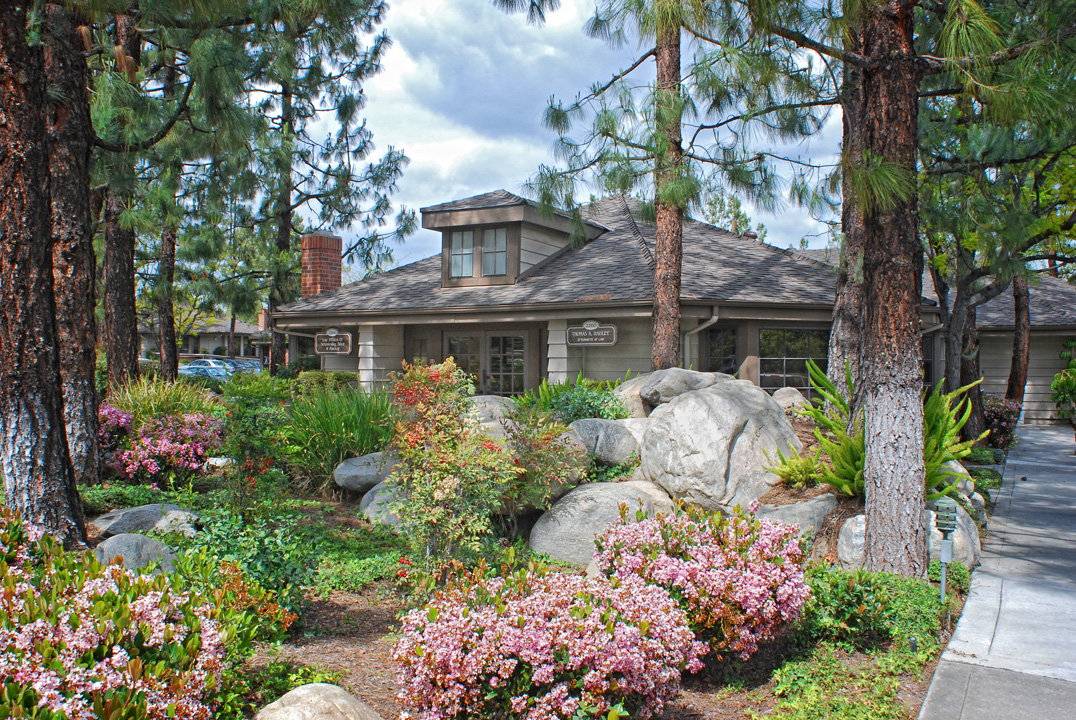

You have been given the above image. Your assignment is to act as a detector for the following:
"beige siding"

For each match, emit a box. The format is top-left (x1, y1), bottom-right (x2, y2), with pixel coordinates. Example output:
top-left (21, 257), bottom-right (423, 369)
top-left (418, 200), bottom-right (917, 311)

top-left (980, 332), bottom-right (1071, 424)
top-left (547, 317), bottom-right (652, 383)
top-left (520, 224), bottom-right (571, 272)
top-left (357, 324), bottom-right (404, 390)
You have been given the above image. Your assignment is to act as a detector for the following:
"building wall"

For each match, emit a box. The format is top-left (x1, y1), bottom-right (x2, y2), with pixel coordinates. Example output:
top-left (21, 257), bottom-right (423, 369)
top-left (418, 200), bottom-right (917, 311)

top-left (520, 223), bottom-right (571, 272)
top-left (547, 317), bottom-right (653, 383)
top-left (320, 327), bottom-right (360, 373)
top-left (980, 331), bottom-right (1072, 424)
top-left (357, 324), bottom-right (404, 390)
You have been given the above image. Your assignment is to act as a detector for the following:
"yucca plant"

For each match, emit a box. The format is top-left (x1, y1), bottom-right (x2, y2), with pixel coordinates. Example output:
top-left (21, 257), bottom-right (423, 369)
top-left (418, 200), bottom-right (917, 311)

top-left (283, 387), bottom-right (395, 492)
top-left (797, 360), bottom-right (865, 497)
top-left (923, 379), bottom-right (988, 500)
top-left (106, 376), bottom-right (223, 428)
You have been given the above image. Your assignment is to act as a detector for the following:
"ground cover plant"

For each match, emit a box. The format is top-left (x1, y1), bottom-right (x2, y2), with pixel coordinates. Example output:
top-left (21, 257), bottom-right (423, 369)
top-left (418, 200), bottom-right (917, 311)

top-left (516, 373), bottom-right (628, 424)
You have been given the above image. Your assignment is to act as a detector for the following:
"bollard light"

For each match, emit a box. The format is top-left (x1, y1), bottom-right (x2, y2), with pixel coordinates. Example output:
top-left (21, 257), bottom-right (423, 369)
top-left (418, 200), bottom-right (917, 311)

top-left (935, 495), bottom-right (959, 603)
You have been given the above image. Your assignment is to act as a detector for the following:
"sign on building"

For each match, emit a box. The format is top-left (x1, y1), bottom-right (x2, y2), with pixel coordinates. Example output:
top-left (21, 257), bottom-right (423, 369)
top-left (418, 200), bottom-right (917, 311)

top-left (315, 328), bottom-right (352, 355)
top-left (566, 320), bottom-right (618, 347)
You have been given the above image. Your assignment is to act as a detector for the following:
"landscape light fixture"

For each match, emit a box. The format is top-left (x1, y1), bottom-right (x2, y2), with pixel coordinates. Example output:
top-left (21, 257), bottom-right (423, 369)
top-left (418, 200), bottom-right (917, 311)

top-left (935, 495), bottom-right (959, 602)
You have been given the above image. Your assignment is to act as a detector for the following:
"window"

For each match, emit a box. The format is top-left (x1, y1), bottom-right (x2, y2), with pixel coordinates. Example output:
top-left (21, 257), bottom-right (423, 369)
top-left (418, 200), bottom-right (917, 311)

top-left (707, 327), bottom-right (738, 375)
top-left (482, 228), bottom-right (508, 276)
top-left (758, 328), bottom-right (830, 398)
top-left (922, 335), bottom-right (934, 387)
top-left (449, 231), bottom-right (474, 277)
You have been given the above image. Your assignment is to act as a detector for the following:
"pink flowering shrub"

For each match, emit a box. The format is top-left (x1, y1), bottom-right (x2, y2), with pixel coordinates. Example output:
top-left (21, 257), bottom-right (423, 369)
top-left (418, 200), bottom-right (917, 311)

top-left (594, 503), bottom-right (810, 661)
top-left (0, 511), bottom-right (262, 720)
top-left (112, 413), bottom-right (223, 482)
top-left (393, 563), bottom-right (704, 720)
top-left (982, 395), bottom-right (1021, 449)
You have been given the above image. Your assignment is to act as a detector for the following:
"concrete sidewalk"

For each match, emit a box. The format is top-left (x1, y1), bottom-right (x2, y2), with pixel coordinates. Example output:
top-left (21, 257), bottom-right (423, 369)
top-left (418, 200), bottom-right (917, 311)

top-left (919, 425), bottom-right (1076, 720)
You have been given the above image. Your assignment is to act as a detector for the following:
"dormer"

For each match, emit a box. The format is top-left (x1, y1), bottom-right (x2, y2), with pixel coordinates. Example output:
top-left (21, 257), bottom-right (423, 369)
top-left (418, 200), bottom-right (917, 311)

top-left (420, 190), bottom-right (605, 288)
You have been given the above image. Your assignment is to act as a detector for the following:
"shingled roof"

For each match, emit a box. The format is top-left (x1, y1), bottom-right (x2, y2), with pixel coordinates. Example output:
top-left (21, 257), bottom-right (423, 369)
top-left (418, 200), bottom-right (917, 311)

top-left (277, 194), bottom-right (840, 317)
top-left (800, 248), bottom-right (1076, 331)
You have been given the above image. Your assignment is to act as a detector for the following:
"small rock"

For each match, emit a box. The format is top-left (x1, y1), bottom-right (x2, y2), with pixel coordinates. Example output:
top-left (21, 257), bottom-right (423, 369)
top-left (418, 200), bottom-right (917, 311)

top-left (95, 534), bottom-right (176, 573)
top-left (206, 456), bottom-right (234, 468)
top-left (360, 482), bottom-right (402, 529)
top-left (637, 368), bottom-right (732, 409)
top-left (334, 452), bottom-right (398, 495)
top-left (837, 514), bottom-right (866, 570)
top-left (969, 492), bottom-right (987, 523)
top-left (255, 683), bottom-right (382, 720)
top-left (613, 373), bottom-right (651, 418)
top-left (585, 561), bottom-right (601, 579)
top-left (473, 395), bottom-right (515, 440)
top-left (756, 494), bottom-right (838, 538)
top-left (569, 418), bottom-right (639, 466)
top-left (530, 482), bottom-right (659, 566)
top-left (772, 387), bottom-right (812, 415)
top-left (89, 504), bottom-right (198, 539)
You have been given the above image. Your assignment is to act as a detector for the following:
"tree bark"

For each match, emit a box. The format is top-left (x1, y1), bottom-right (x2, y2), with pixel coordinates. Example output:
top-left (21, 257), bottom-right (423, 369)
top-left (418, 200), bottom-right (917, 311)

top-left (0, 2), bottom-right (87, 546)
top-left (848, 2), bottom-right (927, 578)
top-left (45, 5), bottom-right (98, 488)
top-left (651, 24), bottom-right (683, 371)
top-left (158, 224), bottom-right (179, 381)
top-left (103, 191), bottom-right (139, 387)
top-left (1005, 273), bottom-right (1030, 404)
top-left (960, 309), bottom-right (987, 443)
top-left (228, 313), bottom-right (238, 357)
top-left (269, 79), bottom-right (294, 375)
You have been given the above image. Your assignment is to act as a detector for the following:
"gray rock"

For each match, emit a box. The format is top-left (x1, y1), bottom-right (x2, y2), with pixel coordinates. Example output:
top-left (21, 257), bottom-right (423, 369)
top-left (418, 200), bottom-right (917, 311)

top-left (530, 482), bottom-right (659, 566)
top-left (473, 395), bottom-right (515, 440)
top-left (618, 480), bottom-right (675, 515)
top-left (756, 494), bottom-right (838, 538)
top-left (637, 368), bottom-right (733, 409)
top-left (942, 461), bottom-right (975, 496)
top-left (837, 514), bottom-right (866, 570)
top-left (95, 534), bottom-right (176, 573)
top-left (89, 503), bottom-right (198, 538)
top-left (361, 481), bottom-right (402, 529)
top-left (618, 418), bottom-right (650, 445)
top-left (569, 418), bottom-right (639, 466)
top-left (640, 380), bottom-right (802, 511)
top-left (926, 504), bottom-right (982, 568)
top-left (255, 684), bottom-right (382, 720)
top-left (772, 387), bottom-right (812, 415)
top-left (206, 456), bottom-right (234, 468)
top-left (334, 451), bottom-right (398, 494)
top-left (613, 373), bottom-right (651, 418)
top-left (969, 492), bottom-right (987, 523)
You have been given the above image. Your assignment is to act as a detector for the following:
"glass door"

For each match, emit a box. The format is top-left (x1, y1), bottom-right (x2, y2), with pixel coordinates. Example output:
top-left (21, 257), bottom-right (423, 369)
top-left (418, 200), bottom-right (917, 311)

top-left (444, 331), bottom-right (528, 396)
top-left (446, 334), bottom-right (481, 379)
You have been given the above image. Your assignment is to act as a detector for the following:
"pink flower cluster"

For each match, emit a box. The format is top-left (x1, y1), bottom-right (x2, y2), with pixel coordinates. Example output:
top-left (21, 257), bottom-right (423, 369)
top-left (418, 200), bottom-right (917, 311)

top-left (0, 517), bottom-right (227, 719)
top-left (116, 413), bottom-right (223, 481)
top-left (594, 502), bottom-right (810, 661)
top-left (393, 570), bottom-right (705, 720)
top-left (983, 395), bottom-right (1021, 449)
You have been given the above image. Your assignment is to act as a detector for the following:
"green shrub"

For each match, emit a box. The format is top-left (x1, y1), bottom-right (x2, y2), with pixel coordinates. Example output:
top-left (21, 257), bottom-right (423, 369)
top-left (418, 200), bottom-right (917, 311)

top-left (275, 356), bottom-right (319, 380)
top-left (586, 454), bottom-right (640, 482)
top-left (223, 371), bottom-right (294, 401)
top-left (173, 507), bottom-right (320, 615)
top-left (874, 571), bottom-right (945, 655)
top-left (178, 373), bottom-right (226, 394)
top-left (516, 372), bottom-right (628, 423)
top-left (107, 375), bottom-right (224, 428)
top-left (296, 370), bottom-right (359, 397)
top-left (313, 519), bottom-right (411, 595)
top-left (499, 406), bottom-right (588, 519)
top-left (283, 387), bottom-right (395, 491)
top-left (928, 559), bottom-right (971, 593)
top-left (1050, 338), bottom-right (1076, 422)
top-left (767, 444), bottom-right (822, 488)
top-left (964, 447), bottom-right (1002, 465)
top-left (79, 483), bottom-right (165, 516)
top-left (137, 358), bottom-right (159, 379)
top-left (800, 566), bottom-right (891, 644)
top-left (217, 661), bottom-right (344, 720)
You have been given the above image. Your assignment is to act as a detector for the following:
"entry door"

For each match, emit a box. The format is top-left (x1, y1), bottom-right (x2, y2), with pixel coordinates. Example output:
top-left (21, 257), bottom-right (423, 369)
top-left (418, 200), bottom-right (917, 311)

top-left (444, 332), bottom-right (527, 396)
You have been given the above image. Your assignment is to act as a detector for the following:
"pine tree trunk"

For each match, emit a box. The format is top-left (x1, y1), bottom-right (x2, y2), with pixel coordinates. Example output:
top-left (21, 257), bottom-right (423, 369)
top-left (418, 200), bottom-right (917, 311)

top-left (269, 79), bottom-right (294, 376)
top-left (848, 3), bottom-right (927, 578)
top-left (45, 5), bottom-right (98, 488)
top-left (158, 225), bottom-right (178, 381)
top-left (943, 288), bottom-right (970, 394)
top-left (0, 3), bottom-right (87, 546)
top-left (960, 310), bottom-right (986, 443)
top-left (651, 24), bottom-right (683, 371)
top-left (103, 191), bottom-right (139, 387)
top-left (1005, 273), bottom-right (1030, 404)
top-left (228, 314), bottom-right (237, 357)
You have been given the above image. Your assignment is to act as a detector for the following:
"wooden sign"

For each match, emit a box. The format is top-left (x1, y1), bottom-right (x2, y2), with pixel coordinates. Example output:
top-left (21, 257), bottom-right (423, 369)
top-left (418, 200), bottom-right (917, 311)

top-left (315, 329), bottom-right (352, 355)
top-left (567, 320), bottom-right (617, 347)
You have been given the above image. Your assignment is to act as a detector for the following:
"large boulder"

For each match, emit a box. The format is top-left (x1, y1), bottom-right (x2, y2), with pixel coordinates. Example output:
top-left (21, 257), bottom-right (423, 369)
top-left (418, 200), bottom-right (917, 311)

top-left (255, 684), bottom-right (382, 720)
top-left (95, 534), bottom-right (176, 573)
top-left (530, 482), bottom-right (666, 566)
top-left (942, 460), bottom-right (975, 497)
top-left (473, 395), bottom-right (515, 440)
top-left (360, 481), bottom-right (402, 529)
top-left (618, 418), bottom-right (650, 445)
top-left (637, 368), bottom-right (732, 410)
top-left (618, 480), bottom-right (675, 515)
top-left (89, 504), bottom-right (198, 538)
top-left (569, 418), bottom-right (639, 467)
top-left (613, 373), bottom-right (651, 418)
top-left (837, 514), bottom-right (866, 570)
top-left (334, 451), bottom-right (398, 495)
top-left (639, 381), bottom-right (801, 511)
top-left (756, 494), bottom-right (838, 538)
top-left (772, 387), bottom-right (811, 415)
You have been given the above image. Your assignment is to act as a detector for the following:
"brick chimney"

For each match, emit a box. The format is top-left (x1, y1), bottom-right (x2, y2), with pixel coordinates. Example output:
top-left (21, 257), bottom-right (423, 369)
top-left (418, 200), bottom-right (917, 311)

top-left (301, 233), bottom-right (343, 298)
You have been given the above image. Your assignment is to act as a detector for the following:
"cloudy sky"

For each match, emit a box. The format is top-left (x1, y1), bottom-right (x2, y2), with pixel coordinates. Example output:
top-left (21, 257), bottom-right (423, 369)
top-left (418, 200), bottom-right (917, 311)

top-left (351, 0), bottom-right (840, 268)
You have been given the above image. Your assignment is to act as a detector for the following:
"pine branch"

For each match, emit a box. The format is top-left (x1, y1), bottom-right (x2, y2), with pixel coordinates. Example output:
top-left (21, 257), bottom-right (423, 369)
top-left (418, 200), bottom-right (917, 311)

top-left (94, 78), bottom-right (194, 153)
top-left (921, 21), bottom-right (1076, 75)
top-left (765, 23), bottom-right (869, 66)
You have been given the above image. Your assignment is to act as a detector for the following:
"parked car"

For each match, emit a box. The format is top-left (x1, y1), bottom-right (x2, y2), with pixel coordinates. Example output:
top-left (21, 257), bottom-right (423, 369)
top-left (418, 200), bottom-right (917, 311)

top-left (187, 358), bottom-right (234, 375)
top-left (178, 365), bottom-right (229, 382)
